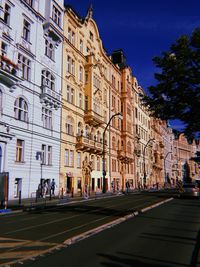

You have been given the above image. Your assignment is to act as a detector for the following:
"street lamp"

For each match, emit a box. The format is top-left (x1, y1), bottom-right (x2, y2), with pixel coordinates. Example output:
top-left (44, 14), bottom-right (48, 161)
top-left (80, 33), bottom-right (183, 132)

top-left (164, 151), bottom-right (172, 184)
top-left (36, 151), bottom-right (43, 198)
top-left (143, 138), bottom-right (155, 187)
top-left (102, 112), bottom-right (122, 193)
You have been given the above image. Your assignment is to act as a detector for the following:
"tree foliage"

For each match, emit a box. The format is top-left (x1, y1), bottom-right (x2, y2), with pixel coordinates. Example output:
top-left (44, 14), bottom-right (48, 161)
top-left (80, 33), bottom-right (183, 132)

top-left (143, 28), bottom-right (200, 139)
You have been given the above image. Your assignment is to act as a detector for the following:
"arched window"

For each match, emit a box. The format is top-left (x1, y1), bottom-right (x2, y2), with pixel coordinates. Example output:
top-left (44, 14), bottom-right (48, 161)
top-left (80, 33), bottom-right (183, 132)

top-left (112, 136), bottom-right (116, 150)
top-left (77, 122), bottom-right (83, 136)
top-left (66, 116), bottom-right (74, 135)
top-left (41, 70), bottom-right (55, 90)
top-left (127, 141), bottom-right (131, 153)
top-left (14, 97), bottom-right (28, 122)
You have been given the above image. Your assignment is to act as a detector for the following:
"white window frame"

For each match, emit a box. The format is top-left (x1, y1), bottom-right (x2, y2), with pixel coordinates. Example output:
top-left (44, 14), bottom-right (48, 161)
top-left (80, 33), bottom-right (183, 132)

top-left (16, 139), bottom-right (25, 162)
top-left (14, 97), bottom-right (28, 122)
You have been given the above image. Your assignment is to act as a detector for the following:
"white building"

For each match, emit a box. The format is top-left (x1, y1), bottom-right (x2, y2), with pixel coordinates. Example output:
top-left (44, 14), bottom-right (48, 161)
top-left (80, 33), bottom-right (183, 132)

top-left (0, 0), bottom-right (63, 200)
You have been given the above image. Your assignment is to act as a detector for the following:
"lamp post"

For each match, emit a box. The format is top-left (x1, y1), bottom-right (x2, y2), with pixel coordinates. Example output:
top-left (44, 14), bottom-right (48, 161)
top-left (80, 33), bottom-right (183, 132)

top-left (143, 138), bottom-right (155, 187)
top-left (36, 151), bottom-right (43, 198)
top-left (164, 151), bottom-right (172, 184)
top-left (102, 112), bottom-right (122, 193)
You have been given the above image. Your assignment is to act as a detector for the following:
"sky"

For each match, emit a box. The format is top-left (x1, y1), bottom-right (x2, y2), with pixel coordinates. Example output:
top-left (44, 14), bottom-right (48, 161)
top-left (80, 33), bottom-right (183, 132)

top-left (64, 0), bottom-right (200, 131)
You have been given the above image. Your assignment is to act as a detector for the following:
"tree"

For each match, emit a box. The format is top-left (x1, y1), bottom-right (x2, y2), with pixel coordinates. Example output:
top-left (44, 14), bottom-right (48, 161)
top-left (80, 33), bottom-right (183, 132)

top-left (143, 28), bottom-right (200, 139)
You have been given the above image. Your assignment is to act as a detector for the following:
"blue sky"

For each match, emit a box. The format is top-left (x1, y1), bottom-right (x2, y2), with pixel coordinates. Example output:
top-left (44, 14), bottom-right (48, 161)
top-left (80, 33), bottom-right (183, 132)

top-left (64, 0), bottom-right (200, 131)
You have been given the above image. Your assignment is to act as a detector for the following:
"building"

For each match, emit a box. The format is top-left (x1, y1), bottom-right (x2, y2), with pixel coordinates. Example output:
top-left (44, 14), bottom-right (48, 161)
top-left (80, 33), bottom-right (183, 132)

top-left (0, 0), bottom-right (63, 200)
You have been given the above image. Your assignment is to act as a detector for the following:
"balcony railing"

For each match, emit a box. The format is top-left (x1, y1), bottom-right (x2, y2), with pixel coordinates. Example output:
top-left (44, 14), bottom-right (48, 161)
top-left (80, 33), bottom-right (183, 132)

top-left (40, 85), bottom-right (61, 110)
top-left (76, 135), bottom-right (103, 154)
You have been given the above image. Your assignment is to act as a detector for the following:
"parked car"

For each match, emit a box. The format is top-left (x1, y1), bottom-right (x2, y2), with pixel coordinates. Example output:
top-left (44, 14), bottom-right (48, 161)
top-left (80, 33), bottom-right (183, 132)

top-left (180, 183), bottom-right (200, 198)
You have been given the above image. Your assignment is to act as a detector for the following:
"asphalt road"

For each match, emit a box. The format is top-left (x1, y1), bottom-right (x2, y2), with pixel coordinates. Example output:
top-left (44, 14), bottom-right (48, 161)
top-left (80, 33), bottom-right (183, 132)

top-left (0, 193), bottom-right (169, 266)
top-left (12, 197), bottom-right (200, 267)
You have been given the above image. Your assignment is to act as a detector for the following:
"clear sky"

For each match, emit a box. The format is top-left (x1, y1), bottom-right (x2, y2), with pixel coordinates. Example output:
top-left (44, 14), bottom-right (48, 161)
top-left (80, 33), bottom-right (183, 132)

top-left (64, 0), bottom-right (200, 131)
top-left (64, 0), bottom-right (200, 90)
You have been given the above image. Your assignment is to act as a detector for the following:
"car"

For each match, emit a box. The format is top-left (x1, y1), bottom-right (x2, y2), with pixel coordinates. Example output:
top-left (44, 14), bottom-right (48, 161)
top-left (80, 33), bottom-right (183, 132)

top-left (180, 183), bottom-right (200, 198)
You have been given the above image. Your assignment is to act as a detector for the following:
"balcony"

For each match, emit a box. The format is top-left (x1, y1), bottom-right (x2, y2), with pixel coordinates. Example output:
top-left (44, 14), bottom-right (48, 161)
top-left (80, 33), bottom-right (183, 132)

top-left (76, 135), bottom-right (103, 154)
top-left (40, 85), bottom-right (61, 110)
top-left (134, 147), bottom-right (141, 157)
top-left (117, 149), bottom-right (134, 163)
top-left (84, 110), bottom-right (104, 126)
top-left (0, 55), bottom-right (22, 91)
top-left (43, 21), bottom-right (62, 45)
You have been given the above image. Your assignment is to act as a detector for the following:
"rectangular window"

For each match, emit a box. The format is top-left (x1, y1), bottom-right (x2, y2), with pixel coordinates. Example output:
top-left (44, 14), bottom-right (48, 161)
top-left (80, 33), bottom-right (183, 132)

top-left (1, 42), bottom-right (7, 56)
top-left (71, 88), bottom-right (74, 104)
top-left (23, 19), bottom-right (31, 42)
top-left (79, 66), bottom-right (83, 81)
top-left (66, 85), bottom-right (70, 102)
top-left (69, 150), bottom-right (74, 167)
top-left (52, 5), bottom-right (61, 26)
top-left (67, 56), bottom-right (71, 73)
top-left (45, 40), bottom-right (55, 60)
top-left (79, 93), bottom-right (82, 108)
top-left (67, 28), bottom-right (71, 41)
top-left (71, 59), bottom-right (75, 75)
top-left (18, 54), bottom-right (31, 81)
top-left (41, 144), bottom-right (46, 164)
top-left (47, 146), bottom-right (52, 165)
top-left (64, 149), bottom-right (69, 166)
top-left (77, 152), bottom-right (81, 168)
top-left (42, 107), bottom-right (52, 129)
top-left (71, 31), bottom-right (75, 45)
top-left (79, 39), bottom-right (83, 53)
top-left (112, 159), bottom-right (116, 172)
top-left (4, 4), bottom-right (11, 26)
top-left (97, 157), bottom-right (100, 171)
top-left (16, 139), bottom-right (24, 162)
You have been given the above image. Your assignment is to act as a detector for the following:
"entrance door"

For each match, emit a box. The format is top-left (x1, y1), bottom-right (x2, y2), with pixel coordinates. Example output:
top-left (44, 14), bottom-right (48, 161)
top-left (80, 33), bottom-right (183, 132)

top-left (0, 146), bottom-right (2, 173)
top-left (67, 176), bottom-right (72, 193)
top-left (0, 172), bottom-right (9, 206)
top-left (92, 178), bottom-right (95, 191)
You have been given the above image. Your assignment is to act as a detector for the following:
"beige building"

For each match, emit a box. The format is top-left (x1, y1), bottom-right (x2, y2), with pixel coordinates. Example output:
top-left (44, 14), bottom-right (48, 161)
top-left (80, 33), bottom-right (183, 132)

top-left (60, 5), bottom-right (123, 195)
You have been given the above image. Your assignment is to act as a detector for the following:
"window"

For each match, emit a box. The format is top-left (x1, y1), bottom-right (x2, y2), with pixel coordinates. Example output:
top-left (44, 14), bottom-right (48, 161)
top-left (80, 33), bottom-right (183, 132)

top-left (77, 152), bottom-right (81, 168)
top-left (16, 139), bottom-right (24, 162)
top-left (64, 150), bottom-right (74, 166)
top-left (127, 141), bottom-right (131, 153)
top-left (66, 85), bottom-right (75, 104)
top-left (112, 159), bottom-right (116, 172)
top-left (14, 97), bottom-right (28, 122)
top-left (67, 28), bottom-right (71, 41)
top-left (1, 42), bottom-right (7, 56)
top-left (79, 66), bottom-right (83, 81)
top-left (18, 54), bottom-right (31, 81)
top-left (52, 5), bottom-right (61, 26)
top-left (23, 19), bottom-right (31, 42)
top-left (64, 149), bottom-right (69, 166)
top-left (112, 137), bottom-right (116, 150)
top-left (42, 107), bottom-right (52, 129)
top-left (66, 116), bottom-right (74, 135)
top-left (41, 144), bottom-right (46, 164)
top-left (69, 150), bottom-right (74, 167)
top-left (67, 56), bottom-right (75, 75)
top-left (77, 122), bottom-right (82, 136)
top-left (79, 93), bottom-right (83, 108)
top-left (45, 40), bottom-right (55, 60)
top-left (79, 39), bottom-right (83, 53)
top-left (4, 4), bottom-right (11, 26)
top-left (47, 146), bottom-right (52, 165)
top-left (71, 31), bottom-right (75, 45)
top-left (41, 70), bottom-right (55, 90)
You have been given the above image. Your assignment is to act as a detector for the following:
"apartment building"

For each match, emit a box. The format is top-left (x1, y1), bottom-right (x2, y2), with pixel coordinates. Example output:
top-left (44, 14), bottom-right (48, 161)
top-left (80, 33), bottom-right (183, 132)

top-left (0, 0), bottom-right (63, 200)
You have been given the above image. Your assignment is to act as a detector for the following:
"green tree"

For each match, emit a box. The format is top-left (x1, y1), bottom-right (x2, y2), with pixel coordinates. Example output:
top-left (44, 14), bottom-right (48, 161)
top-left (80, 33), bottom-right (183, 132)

top-left (143, 28), bottom-right (200, 139)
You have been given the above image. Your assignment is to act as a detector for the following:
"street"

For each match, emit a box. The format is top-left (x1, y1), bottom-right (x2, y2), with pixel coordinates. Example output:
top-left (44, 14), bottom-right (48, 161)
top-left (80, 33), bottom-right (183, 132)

top-left (13, 197), bottom-right (200, 267)
top-left (0, 193), bottom-right (169, 266)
